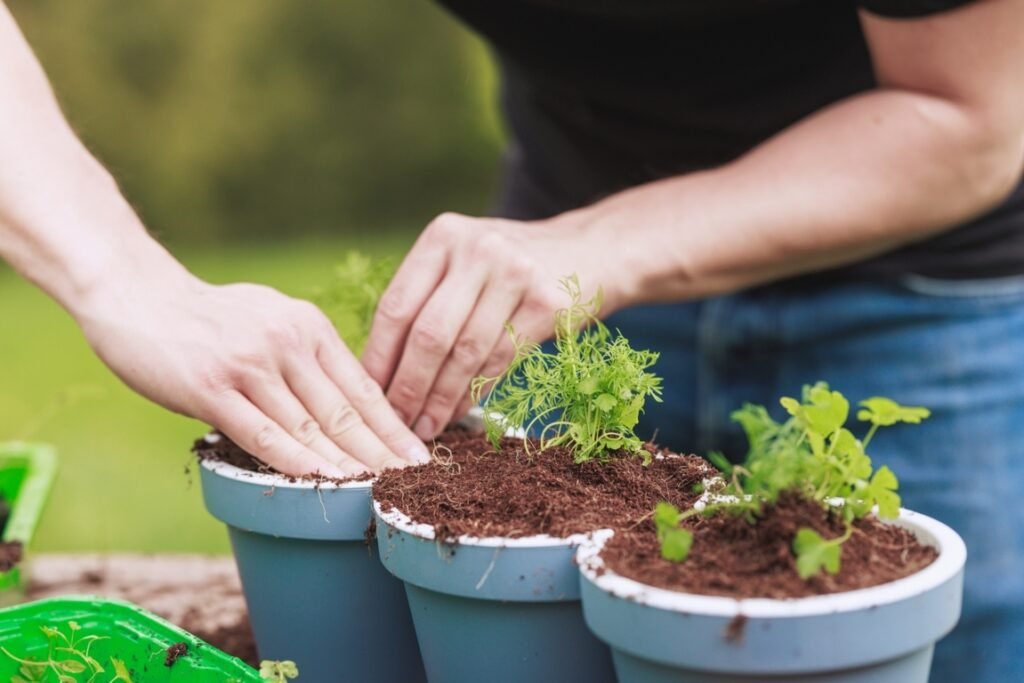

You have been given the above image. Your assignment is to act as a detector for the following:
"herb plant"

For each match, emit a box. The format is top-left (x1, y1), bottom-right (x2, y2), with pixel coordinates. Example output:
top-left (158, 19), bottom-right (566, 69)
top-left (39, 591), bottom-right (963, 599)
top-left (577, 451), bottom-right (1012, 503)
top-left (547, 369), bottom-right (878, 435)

top-left (259, 660), bottom-right (299, 682)
top-left (1, 621), bottom-right (133, 683)
top-left (471, 276), bottom-right (662, 463)
top-left (313, 251), bottom-right (395, 355)
top-left (655, 383), bottom-right (930, 579)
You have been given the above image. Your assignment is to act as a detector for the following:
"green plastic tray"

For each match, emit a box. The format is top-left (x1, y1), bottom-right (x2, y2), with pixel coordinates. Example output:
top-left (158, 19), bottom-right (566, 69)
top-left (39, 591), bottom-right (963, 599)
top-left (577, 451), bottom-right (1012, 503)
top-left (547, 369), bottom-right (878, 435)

top-left (0, 443), bottom-right (57, 598)
top-left (0, 597), bottom-right (262, 682)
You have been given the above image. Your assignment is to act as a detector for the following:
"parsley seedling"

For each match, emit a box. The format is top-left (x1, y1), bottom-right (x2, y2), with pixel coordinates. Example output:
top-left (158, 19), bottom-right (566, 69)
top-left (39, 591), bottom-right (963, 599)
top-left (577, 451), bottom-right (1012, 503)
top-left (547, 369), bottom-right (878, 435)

top-left (654, 383), bottom-right (930, 579)
top-left (259, 660), bottom-right (299, 682)
top-left (471, 276), bottom-right (663, 463)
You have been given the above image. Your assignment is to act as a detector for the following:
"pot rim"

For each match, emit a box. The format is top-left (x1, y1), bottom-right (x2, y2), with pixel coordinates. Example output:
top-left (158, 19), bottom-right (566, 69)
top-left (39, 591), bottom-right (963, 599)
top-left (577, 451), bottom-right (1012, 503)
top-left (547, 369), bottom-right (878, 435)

top-left (577, 507), bottom-right (966, 619)
top-left (374, 499), bottom-right (603, 548)
top-left (199, 457), bottom-right (372, 491)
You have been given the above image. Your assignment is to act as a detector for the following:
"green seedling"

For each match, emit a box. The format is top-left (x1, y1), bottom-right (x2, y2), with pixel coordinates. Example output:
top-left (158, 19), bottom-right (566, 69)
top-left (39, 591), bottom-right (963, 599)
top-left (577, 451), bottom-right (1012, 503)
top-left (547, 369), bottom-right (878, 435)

top-left (472, 276), bottom-right (662, 463)
top-left (259, 660), bottom-right (299, 682)
top-left (313, 251), bottom-right (395, 356)
top-left (1, 621), bottom-right (133, 683)
top-left (656, 383), bottom-right (929, 579)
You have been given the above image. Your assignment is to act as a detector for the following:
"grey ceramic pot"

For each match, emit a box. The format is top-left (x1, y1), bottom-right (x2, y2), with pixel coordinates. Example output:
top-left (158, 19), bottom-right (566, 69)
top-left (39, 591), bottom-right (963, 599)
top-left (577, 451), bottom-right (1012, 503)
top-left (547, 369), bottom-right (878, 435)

top-left (373, 501), bottom-right (617, 683)
top-left (577, 510), bottom-right (966, 683)
top-left (200, 456), bottom-right (426, 683)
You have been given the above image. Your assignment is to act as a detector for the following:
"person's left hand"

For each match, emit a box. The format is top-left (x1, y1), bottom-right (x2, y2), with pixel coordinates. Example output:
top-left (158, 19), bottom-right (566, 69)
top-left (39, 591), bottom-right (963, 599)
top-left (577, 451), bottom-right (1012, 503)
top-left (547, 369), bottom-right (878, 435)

top-left (362, 211), bottom-right (622, 440)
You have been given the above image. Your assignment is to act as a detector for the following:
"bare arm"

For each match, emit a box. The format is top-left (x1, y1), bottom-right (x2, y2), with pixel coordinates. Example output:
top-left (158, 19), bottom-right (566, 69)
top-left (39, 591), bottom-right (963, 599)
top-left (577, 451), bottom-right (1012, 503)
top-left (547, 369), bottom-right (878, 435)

top-left (570, 0), bottom-right (1024, 303)
top-left (366, 0), bottom-right (1024, 439)
top-left (0, 4), bottom-right (429, 473)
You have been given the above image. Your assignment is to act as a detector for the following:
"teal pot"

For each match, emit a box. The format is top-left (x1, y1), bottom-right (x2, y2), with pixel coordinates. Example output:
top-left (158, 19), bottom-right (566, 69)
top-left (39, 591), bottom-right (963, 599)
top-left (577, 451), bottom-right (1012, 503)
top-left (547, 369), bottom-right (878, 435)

top-left (373, 501), bottom-right (616, 683)
top-left (577, 510), bottom-right (967, 683)
top-left (200, 453), bottom-right (426, 683)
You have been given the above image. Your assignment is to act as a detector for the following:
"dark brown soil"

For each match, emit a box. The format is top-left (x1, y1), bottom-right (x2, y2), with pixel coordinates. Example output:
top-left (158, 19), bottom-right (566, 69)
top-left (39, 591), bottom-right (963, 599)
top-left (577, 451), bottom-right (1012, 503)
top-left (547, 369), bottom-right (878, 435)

top-left (373, 431), bottom-right (714, 539)
top-left (601, 492), bottom-right (938, 599)
top-left (0, 540), bottom-right (22, 571)
top-left (164, 642), bottom-right (188, 667)
top-left (192, 432), bottom-right (373, 485)
top-left (186, 614), bottom-right (258, 667)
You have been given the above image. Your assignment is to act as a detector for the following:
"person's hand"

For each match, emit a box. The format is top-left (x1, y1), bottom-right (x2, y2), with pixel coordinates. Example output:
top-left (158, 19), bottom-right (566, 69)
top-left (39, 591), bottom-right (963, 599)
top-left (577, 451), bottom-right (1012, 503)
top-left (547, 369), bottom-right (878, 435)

top-left (363, 211), bottom-right (624, 441)
top-left (74, 267), bottom-right (431, 477)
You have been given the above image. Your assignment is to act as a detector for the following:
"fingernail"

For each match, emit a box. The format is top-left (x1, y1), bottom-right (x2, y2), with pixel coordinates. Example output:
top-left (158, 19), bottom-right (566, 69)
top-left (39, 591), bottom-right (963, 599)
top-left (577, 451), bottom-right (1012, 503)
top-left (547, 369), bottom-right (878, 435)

top-left (413, 416), bottom-right (436, 441)
top-left (407, 442), bottom-right (432, 464)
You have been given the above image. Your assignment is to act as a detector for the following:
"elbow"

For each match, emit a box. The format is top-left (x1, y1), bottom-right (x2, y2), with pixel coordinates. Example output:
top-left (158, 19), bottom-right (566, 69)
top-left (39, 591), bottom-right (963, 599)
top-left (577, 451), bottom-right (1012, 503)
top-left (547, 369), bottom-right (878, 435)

top-left (955, 119), bottom-right (1024, 217)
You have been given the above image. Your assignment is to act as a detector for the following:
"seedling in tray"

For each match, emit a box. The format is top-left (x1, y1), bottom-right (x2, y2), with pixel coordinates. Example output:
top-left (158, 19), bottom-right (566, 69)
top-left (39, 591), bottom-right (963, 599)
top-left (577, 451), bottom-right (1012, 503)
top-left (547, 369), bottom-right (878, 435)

top-left (471, 275), bottom-right (662, 464)
top-left (655, 382), bottom-right (930, 578)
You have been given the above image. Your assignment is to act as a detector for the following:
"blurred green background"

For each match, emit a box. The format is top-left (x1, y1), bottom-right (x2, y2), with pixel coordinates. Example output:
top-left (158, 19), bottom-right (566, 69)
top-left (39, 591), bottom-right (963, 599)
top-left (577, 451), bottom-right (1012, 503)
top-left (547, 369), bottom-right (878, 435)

top-left (0, 0), bottom-right (504, 553)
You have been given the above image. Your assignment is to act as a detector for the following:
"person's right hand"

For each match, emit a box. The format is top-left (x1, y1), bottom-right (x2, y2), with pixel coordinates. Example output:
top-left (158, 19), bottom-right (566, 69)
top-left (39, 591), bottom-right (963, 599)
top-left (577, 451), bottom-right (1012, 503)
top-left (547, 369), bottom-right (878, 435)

top-left (73, 267), bottom-right (431, 477)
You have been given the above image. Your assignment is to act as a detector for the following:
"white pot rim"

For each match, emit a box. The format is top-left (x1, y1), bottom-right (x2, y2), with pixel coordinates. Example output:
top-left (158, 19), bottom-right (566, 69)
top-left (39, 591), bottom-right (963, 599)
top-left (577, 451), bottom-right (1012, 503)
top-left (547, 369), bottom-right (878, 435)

top-left (199, 457), bottom-right (373, 491)
top-left (578, 508), bottom-right (966, 619)
top-left (373, 499), bottom-right (603, 548)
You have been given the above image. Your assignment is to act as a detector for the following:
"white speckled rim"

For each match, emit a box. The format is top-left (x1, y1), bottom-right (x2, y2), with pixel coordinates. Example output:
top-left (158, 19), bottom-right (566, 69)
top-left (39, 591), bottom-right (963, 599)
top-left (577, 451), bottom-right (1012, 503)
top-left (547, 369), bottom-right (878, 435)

top-left (199, 457), bottom-right (373, 490)
top-left (374, 499), bottom-right (606, 549)
top-left (577, 508), bottom-right (966, 619)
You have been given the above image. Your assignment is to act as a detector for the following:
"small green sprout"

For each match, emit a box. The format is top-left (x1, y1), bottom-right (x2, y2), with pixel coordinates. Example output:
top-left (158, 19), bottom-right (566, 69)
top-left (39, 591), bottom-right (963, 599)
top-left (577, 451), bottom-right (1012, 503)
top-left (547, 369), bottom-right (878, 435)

top-left (260, 660), bottom-right (299, 682)
top-left (655, 383), bottom-right (930, 580)
top-left (471, 276), bottom-right (662, 464)
top-left (313, 251), bottom-right (395, 355)
top-left (1, 620), bottom-right (133, 683)
top-left (654, 501), bottom-right (693, 562)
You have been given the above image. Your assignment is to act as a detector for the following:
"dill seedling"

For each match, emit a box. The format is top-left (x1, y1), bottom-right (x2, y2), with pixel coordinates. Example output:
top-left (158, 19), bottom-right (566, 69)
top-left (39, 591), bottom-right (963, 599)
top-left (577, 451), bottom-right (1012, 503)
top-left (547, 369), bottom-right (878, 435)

top-left (471, 276), bottom-right (662, 464)
top-left (655, 382), bottom-right (930, 579)
top-left (313, 251), bottom-right (395, 355)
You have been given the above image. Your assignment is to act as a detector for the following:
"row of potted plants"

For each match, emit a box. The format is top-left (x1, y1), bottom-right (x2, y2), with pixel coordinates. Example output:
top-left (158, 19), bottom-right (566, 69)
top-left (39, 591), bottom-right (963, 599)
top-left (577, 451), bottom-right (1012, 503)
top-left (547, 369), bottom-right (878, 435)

top-left (195, 273), bottom-right (966, 683)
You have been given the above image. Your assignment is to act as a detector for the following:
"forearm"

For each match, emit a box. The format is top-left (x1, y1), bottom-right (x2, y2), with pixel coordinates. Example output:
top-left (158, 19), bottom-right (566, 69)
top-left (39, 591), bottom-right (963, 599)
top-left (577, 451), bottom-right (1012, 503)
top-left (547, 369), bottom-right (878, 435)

top-left (566, 87), bottom-right (1024, 307)
top-left (0, 5), bottom-right (188, 318)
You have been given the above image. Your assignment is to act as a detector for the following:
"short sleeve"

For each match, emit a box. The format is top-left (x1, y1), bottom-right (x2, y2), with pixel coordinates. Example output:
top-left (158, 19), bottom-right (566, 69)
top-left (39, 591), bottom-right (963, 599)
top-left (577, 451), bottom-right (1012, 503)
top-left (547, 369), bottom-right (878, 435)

top-left (859, 0), bottom-right (976, 18)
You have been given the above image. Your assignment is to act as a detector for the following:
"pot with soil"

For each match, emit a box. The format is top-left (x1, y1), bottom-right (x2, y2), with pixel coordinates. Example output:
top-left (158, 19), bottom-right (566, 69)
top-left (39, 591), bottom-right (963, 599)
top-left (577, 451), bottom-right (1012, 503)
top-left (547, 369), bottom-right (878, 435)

top-left (372, 280), bottom-right (715, 683)
top-left (577, 385), bottom-right (967, 683)
top-left (0, 442), bottom-right (57, 604)
top-left (196, 435), bottom-right (426, 683)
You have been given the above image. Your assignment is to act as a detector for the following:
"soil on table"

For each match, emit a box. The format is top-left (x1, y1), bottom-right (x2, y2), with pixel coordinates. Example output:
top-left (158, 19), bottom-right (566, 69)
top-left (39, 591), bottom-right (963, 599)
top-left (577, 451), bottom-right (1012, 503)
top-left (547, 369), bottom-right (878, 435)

top-left (192, 432), bottom-right (373, 485)
top-left (27, 554), bottom-right (258, 667)
top-left (164, 642), bottom-right (188, 667)
top-left (0, 540), bottom-right (22, 572)
top-left (601, 492), bottom-right (938, 599)
top-left (373, 428), bottom-right (715, 539)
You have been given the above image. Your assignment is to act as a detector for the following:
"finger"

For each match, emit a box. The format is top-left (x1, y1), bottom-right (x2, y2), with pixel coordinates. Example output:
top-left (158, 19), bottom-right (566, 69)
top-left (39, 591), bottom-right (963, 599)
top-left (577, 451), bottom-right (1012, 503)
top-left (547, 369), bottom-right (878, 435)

top-left (318, 338), bottom-right (432, 464)
top-left (240, 375), bottom-right (371, 475)
top-left (362, 221), bottom-right (453, 388)
top-left (413, 279), bottom-right (525, 439)
top-left (202, 390), bottom-right (356, 478)
top-left (283, 356), bottom-right (412, 471)
top-left (386, 264), bottom-right (491, 438)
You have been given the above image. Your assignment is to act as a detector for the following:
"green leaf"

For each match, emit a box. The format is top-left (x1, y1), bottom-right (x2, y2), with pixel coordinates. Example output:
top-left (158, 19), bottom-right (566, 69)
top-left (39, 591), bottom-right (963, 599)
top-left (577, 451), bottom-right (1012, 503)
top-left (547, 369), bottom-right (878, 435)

top-left (594, 393), bottom-right (617, 412)
top-left (867, 465), bottom-right (901, 519)
top-left (653, 501), bottom-right (681, 532)
top-left (660, 528), bottom-right (693, 562)
top-left (59, 660), bottom-right (87, 674)
top-left (792, 528), bottom-right (841, 579)
top-left (706, 450), bottom-right (733, 476)
top-left (110, 658), bottom-right (133, 682)
top-left (802, 384), bottom-right (850, 437)
top-left (857, 397), bottom-right (931, 427)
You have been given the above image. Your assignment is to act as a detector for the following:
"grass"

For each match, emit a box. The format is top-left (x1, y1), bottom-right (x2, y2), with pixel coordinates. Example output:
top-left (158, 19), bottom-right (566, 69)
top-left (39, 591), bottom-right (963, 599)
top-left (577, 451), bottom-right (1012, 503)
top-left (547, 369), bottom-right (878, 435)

top-left (0, 233), bottom-right (413, 553)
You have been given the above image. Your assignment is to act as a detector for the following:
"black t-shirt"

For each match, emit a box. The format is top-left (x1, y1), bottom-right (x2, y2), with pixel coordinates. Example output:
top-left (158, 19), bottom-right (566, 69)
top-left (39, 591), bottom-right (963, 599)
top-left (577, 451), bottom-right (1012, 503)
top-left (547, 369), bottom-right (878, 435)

top-left (437, 0), bottom-right (1024, 280)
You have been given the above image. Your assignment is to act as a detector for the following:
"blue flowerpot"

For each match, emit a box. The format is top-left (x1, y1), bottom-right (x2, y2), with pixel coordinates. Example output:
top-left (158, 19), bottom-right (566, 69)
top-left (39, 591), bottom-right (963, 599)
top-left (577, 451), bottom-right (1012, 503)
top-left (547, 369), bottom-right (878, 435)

top-left (200, 457), bottom-right (426, 683)
top-left (577, 510), bottom-right (966, 683)
top-left (374, 501), bottom-right (616, 683)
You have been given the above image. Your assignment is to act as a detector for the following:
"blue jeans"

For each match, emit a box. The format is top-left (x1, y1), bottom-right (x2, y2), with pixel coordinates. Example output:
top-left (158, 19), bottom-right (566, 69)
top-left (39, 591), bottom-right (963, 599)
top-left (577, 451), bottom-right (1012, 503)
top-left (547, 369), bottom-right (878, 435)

top-left (604, 275), bottom-right (1024, 682)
